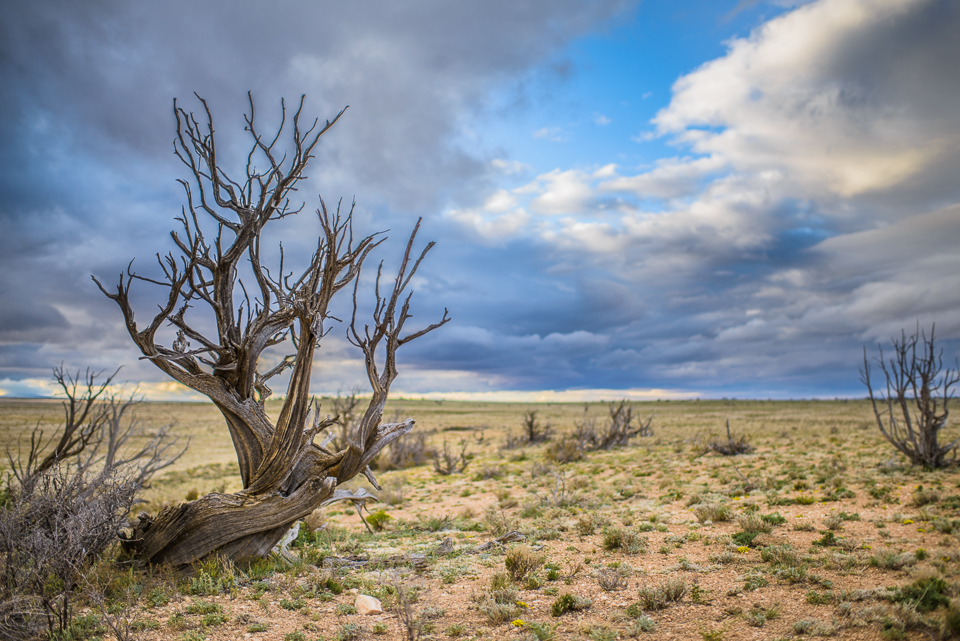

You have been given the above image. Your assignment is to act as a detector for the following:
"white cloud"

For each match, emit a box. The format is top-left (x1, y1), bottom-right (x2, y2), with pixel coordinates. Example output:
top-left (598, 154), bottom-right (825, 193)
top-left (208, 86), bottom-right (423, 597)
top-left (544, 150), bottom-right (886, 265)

top-left (594, 113), bottom-right (611, 125)
top-left (601, 155), bottom-right (727, 200)
top-left (532, 126), bottom-right (567, 142)
top-left (654, 0), bottom-right (960, 202)
top-left (491, 158), bottom-right (531, 174)
top-left (528, 169), bottom-right (596, 214)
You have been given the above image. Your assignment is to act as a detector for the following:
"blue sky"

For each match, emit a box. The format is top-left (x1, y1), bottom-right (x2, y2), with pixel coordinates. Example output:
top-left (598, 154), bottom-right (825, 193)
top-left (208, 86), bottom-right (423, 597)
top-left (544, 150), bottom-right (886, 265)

top-left (1, 0), bottom-right (958, 401)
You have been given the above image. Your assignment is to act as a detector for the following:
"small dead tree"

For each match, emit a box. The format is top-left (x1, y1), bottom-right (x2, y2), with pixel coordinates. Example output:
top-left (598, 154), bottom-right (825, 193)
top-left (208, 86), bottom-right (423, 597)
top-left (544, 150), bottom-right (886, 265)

top-left (94, 94), bottom-right (448, 566)
top-left (705, 419), bottom-right (753, 456)
top-left (521, 410), bottom-right (551, 444)
top-left (861, 324), bottom-right (958, 468)
top-left (319, 387), bottom-right (364, 452)
top-left (6, 366), bottom-right (186, 493)
top-left (579, 400), bottom-right (653, 451)
top-left (11, 365), bottom-right (116, 481)
top-left (432, 439), bottom-right (470, 475)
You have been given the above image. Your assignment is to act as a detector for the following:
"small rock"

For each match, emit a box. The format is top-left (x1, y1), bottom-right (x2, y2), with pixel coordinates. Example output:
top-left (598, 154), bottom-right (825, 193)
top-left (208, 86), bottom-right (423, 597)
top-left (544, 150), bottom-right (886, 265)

top-left (436, 537), bottom-right (454, 555)
top-left (356, 594), bottom-right (383, 615)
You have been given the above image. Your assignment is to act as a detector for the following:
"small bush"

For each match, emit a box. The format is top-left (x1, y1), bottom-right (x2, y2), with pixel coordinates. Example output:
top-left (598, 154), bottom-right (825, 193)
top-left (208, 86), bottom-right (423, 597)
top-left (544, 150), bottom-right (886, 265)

top-left (364, 508), bottom-right (392, 531)
top-left (760, 512), bottom-right (786, 526)
top-left (433, 439), bottom-right (471, 475)
top-left (526, 621), bottom-right (559, 640)
top-left (597, 567), bottom-right (628, 591)
top-left (505, 546), bottom-right (544, 582)
top-left (888, 577), bottom-right (951, 613)
top-left (602, 526), bottom-right (647, 554)
top-left (693, 503), bottom-right (733, 523)
top-left (551, 593), bottom-right (592, 617)
top-left (705, 420), bottom-right (753, 456)
top-left (637, 579), bottom-right (686, 611)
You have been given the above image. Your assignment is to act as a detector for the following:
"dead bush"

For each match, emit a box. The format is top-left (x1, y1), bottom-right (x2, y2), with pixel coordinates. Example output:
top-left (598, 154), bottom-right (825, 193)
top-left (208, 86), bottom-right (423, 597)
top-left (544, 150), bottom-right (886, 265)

top-left (861, 324), bottom-right (959, 467)
top-left (705, 420), bottom-right (754, 456)
top-left (376, 431), bottom-right (435, 471)
top-left (521, 410), bottom-right (552, 444)
top-left (0, 366), bottom-right (184, 640)
top-left (0, 466), bottom-right (138, 639)
top-left (575, 401), bottom-right (653, 452)
top-left (432, 439), bottom-right (470, 475)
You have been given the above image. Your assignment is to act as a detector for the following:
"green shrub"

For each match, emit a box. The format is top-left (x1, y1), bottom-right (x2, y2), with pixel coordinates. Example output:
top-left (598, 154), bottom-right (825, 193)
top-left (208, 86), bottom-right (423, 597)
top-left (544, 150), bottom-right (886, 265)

top-left (760, 512), bottom-right (786, 526)
top-left (889, 577), bottom-right (950, 613)
top-left (365, 509), bottom-right (392, 531)
top-left (551, 593), bottom-right (592, 617)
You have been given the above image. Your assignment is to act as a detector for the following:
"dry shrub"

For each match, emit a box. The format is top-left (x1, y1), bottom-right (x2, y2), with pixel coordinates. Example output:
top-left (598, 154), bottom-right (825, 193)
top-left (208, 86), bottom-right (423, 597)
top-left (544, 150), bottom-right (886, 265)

top-left (521, 410), bottom-right (552, 444)
top-left (376, 431), bottom-right (435, 471)
top-left (544, 439), bottom-right (583, 463)
top-left (705, 420), bottom-right (754, 456)
top-left (574, 401), bottom-right (654, 452)
top-left (861, 324), bottom-right (959, 467)
top-left (504, 545), bottom-right (544, 582)
top-left (432, 439), bottom-right (470, 475)
top-left (597, 567), bottom-right (628, 591)
top-left (0, 466), bottom-right (138, 640)
top-left (693, 503), bottom-right (733, 523)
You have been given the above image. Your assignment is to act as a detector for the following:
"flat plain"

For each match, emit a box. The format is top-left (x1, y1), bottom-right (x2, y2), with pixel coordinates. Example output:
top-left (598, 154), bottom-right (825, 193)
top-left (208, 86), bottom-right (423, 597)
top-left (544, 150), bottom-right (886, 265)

top-left (2, 397), bottom-right (959, 641)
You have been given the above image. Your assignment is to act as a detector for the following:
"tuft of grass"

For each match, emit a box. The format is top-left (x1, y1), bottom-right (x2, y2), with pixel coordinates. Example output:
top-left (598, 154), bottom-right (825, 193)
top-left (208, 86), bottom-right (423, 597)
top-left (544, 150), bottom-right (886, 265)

top-left (693, 503), bottom-right (733, 523)
top-left (637, 578), bottom-right (686, 611)
top-left (602, 526), bottom-right (648, 554)
top-left (551, 593), bottom-right (592, 617)
top-left (505, 545), bottom-right (544, 582)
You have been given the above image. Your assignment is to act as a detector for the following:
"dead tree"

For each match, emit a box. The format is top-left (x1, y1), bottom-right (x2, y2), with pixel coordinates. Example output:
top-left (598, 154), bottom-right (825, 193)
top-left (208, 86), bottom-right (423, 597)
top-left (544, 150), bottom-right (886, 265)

top-left (320, 387), bottom-right (363, 451)
top-left (9, 365), bottom-right (116, 482)
top-left (861, 324), bottom-right (958, 468)
top-left (577, 400), bottom-right (652, 451)
top-left (94, 94), bottom-right (448, 567)
top-left (7, 366), bottom-right (185, 491)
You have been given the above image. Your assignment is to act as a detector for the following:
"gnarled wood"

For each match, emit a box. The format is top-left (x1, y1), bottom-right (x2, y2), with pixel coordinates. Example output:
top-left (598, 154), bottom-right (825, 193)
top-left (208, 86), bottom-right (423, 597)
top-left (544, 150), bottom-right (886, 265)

top-left (96, 94), bottom-right (448, 566)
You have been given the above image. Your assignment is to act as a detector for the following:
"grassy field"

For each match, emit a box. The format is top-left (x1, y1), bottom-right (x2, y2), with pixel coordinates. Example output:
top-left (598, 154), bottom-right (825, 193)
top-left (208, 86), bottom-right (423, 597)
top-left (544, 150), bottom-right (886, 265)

top-left (2, 397), bottom-right (959, 640)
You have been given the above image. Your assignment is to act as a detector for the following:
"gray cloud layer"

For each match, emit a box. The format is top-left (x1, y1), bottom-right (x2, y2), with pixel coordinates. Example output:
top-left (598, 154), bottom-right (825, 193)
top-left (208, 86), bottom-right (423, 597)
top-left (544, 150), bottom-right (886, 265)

top-left (0, 0), bottom-right (631, 390)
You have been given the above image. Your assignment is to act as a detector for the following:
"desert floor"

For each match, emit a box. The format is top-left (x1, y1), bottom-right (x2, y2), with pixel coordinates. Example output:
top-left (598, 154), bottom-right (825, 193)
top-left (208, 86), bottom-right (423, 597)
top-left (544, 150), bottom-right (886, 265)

top-left (2, 397), bottom-right (959, 641)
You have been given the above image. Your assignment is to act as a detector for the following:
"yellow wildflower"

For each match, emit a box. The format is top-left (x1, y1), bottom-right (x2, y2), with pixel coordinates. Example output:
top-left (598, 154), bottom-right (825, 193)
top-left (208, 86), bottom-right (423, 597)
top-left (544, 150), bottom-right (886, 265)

top-left (511, 619), bottom-right (525, 627)
top-left (737, 546), bottom-right (749, 554)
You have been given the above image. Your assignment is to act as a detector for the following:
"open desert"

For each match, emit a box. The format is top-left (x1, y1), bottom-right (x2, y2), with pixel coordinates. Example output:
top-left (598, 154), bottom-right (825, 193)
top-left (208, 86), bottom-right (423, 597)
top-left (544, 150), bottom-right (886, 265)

top-left (3, 397), bottom-right (958, 641)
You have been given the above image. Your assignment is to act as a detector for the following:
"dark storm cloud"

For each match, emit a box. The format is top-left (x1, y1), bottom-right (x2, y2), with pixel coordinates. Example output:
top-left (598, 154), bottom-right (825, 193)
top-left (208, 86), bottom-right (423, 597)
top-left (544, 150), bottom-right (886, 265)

top-left (0, 0), bottom-right (633, 387)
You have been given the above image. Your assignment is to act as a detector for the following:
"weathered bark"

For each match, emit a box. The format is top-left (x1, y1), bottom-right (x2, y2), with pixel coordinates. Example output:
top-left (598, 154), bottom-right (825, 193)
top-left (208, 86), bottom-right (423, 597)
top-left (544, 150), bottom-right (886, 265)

top-left (96, 94), bottom-right (448, 567)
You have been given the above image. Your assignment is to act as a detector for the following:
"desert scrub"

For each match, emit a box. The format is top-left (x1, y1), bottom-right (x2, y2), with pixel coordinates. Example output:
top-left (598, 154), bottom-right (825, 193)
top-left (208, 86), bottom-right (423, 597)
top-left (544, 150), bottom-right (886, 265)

top-left (602, 526), bottom-right (648, 554)
top-left (636, 578), bottom-right (687, 611)
top-left (625, 615), bottom-right (657, 635)
top-left (760, 543), bottom-right (799, 567)
top-left (731, 513), bottom-right (773, 547)
top-left (596, 567), bottom-right (628, 591)
top-left (887, 577), bottom-right (951, 612)
top-left (576, 513), bottom-right (598, 536)
top-left (505, 545), bottom-right (544, 582)
top-left (692, 503), bottom-right (732, 523)
top-left (551, 593), bottom-right (592, 617)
